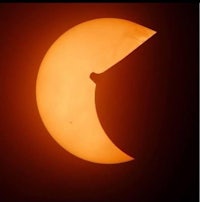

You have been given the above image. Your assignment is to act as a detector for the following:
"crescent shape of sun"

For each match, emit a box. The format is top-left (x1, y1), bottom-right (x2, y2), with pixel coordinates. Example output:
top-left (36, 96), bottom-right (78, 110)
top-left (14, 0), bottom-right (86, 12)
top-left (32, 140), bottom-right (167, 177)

top-left (36, 18), bottom-right (156, 164)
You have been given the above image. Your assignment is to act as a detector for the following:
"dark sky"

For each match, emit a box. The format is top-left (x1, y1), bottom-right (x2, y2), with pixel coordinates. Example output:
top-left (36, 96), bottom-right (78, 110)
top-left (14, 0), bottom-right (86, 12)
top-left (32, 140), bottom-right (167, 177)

top-left (0, 3), bottom-right (198, 202)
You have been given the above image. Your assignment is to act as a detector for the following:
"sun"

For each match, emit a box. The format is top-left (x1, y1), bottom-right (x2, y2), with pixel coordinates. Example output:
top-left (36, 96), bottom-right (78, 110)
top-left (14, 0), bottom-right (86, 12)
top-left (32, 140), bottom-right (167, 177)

top-left (36, 18), bottom-right (156, 164)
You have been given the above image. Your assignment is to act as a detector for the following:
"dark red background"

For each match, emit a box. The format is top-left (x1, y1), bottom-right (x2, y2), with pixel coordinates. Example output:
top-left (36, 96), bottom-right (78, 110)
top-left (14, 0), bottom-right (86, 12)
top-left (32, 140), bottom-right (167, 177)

top-left (0, 3), bottom-right (198, 202)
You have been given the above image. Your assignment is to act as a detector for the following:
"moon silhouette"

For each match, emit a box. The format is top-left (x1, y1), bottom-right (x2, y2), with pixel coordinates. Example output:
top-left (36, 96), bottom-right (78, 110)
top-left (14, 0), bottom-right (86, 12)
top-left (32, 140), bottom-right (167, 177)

top-left (36, 18), bottom-right (156, 164)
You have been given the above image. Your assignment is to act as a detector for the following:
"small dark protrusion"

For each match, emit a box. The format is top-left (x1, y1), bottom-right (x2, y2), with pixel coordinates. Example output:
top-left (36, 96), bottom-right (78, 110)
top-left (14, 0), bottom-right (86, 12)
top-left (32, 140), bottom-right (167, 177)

top-left (90, 72), bottom-right (101, 83)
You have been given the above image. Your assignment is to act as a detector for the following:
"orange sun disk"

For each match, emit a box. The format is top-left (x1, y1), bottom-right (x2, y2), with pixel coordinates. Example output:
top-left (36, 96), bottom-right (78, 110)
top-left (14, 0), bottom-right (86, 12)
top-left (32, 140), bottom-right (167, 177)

top-left (36, 18), bottom-right (156, 164)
